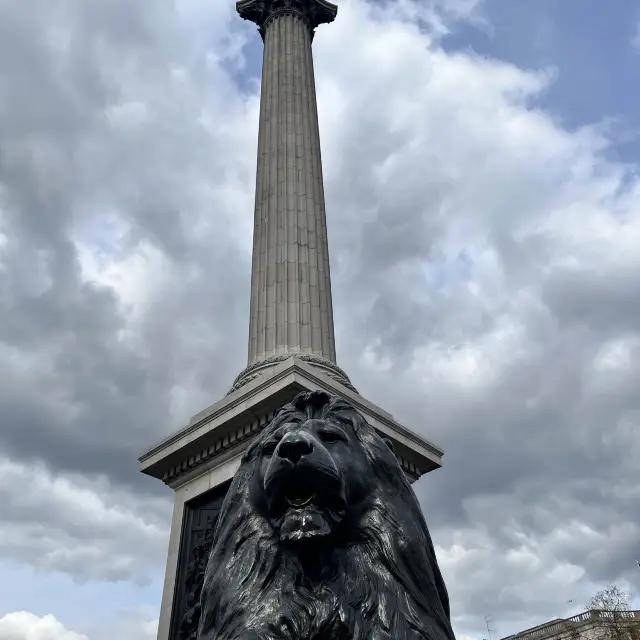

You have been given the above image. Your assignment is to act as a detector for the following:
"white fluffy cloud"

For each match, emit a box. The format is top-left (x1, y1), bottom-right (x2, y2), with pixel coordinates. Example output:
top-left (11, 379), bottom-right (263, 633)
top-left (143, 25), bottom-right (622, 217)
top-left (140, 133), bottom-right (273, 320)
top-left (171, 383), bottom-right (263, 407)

top-left (0, 0), bottom-right (638, 638)
top-left (0, 612), bottom-right (87, 640)
top-left (0, 609), bottom-right (158, 640)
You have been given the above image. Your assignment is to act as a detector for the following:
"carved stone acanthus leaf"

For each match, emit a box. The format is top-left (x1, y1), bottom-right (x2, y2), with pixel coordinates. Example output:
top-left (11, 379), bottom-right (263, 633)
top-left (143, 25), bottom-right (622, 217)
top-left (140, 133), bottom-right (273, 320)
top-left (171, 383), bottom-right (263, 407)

top-left (228, 353), bottom-right (358, 395)
top-left (236, 0), bottom-right (337, 38)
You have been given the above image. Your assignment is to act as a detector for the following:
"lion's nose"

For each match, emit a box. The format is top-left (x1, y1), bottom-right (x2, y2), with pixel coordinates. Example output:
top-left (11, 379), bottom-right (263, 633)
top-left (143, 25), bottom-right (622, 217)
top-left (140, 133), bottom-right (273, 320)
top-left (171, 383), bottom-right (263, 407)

top-left (277, 434), bottom-right (314, 464)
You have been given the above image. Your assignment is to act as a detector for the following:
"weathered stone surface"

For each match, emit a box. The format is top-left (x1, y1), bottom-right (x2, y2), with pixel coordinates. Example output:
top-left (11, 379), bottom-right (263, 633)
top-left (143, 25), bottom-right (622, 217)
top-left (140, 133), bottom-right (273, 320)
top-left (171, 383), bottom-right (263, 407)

top-left (237, 4), bottom-right (339, 391)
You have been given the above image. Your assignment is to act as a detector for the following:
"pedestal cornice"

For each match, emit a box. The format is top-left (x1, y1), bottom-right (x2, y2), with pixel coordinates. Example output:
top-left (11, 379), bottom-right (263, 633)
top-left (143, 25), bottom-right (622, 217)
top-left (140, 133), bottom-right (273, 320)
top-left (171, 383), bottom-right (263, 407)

top-left (139, 356), bottom-right (444, 488)
top-left (236, 0), bottom-right (338, 38)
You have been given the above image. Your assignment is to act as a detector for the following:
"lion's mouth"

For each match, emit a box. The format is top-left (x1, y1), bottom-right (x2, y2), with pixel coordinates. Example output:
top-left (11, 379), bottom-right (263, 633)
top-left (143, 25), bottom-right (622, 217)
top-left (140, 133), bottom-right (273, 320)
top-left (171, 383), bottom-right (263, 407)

top-left (268, 479), bottom-right (345, 519)
top-left (284, 483), bottom-right (316, 509)
top-left (286, 493), bottom-right (315, 509)
top-left (263, 457), bottom-right (348, 536)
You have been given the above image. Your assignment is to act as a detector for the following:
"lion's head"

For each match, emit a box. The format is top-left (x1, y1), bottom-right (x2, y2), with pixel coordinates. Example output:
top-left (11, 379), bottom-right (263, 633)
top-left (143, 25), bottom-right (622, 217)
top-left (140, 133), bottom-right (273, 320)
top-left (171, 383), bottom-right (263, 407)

top-left (198, 390), bottom-right (456, 640)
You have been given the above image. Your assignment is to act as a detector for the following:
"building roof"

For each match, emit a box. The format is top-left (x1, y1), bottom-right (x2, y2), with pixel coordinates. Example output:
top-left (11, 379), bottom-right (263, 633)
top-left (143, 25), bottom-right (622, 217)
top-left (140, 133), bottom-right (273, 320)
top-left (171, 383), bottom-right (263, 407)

top-left (500, 610), bottom-right (640, 640)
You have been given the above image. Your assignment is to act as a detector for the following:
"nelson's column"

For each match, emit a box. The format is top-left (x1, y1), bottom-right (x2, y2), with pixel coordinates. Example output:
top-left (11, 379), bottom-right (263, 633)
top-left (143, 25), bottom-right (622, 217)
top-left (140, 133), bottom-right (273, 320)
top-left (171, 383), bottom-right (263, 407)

top-left (139, 2), bottom-right (446, 639)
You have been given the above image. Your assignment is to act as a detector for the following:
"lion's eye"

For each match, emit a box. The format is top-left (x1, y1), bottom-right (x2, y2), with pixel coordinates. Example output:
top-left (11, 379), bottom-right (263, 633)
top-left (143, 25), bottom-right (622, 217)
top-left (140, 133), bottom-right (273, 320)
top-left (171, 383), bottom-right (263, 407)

top-left (318, 430), bottom-right (345, 444)
top-left (262, 440), bottom-right (279, 455)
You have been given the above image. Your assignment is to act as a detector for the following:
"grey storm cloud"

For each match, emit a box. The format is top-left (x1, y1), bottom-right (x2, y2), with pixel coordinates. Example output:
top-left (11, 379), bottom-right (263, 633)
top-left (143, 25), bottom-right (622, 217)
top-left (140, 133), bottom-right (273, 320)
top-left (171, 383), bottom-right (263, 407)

top-left (0, 0), bottom-right (255, 492)
top-left (0, 0), bottom-right (639, 637)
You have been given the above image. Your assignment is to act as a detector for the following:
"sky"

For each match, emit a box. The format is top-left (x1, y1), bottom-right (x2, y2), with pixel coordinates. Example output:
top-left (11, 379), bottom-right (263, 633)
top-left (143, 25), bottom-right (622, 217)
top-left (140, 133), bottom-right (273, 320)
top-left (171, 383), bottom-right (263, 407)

top-left (0, 0), bottom-right (639, 638)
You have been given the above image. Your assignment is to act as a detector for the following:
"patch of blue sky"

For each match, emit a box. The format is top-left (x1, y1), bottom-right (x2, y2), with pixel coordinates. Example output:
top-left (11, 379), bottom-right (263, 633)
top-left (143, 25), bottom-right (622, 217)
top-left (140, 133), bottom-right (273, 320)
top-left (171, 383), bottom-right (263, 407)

top-left (0, 559), bottom-right (162, 634)
top-left (423, 250), bottom-right (474, 291)
top-left (441, 0), bottom-right (640, 163)
top-left (74, 213), bottom-right (131, 267)
top-left (220, 19), bottom-right (262, 95)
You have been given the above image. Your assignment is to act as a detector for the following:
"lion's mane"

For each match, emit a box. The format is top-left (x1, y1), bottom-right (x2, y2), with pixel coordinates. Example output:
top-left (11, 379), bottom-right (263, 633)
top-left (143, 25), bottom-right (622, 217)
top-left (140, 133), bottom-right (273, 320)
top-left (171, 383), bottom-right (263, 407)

top-left (198, 391), bottom-right (456, 640)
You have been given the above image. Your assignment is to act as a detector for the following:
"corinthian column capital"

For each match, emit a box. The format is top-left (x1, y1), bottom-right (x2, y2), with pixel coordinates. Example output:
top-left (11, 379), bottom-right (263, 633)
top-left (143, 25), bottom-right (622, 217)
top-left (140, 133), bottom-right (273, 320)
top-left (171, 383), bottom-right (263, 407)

top-left (236, 0), bottom-right (337, 39)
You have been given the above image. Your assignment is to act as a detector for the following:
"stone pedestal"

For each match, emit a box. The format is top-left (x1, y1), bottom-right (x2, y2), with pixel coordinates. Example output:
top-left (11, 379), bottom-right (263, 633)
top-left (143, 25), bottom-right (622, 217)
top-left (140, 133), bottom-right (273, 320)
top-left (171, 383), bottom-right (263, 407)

top-left (140, 362), bottom-right (444, 640)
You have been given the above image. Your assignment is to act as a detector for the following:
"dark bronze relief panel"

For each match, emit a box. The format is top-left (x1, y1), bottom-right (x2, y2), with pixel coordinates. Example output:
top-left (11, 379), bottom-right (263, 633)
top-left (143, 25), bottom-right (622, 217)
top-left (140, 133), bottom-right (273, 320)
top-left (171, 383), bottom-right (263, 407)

top-left (170, 482), bottom-right (230, 640)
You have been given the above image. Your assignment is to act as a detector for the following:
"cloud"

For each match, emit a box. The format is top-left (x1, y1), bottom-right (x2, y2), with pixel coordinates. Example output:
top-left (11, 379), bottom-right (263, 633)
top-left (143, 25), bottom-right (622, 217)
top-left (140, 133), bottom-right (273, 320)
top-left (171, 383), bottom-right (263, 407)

top-left (0, 612), bottom-right (87, 640)
top-left (0, 458), bottom-right (171, 584)
top-left (0, 0), bottom-right (639, 638)
top-left (108, 607), bottom-right (158, 640)
top-left (0, 609), bottom-right (158, 640)
top-left (313, 0), bottom-right (640, 631)
top-left (0, 0), bottom-right (257, 488)
top-left (0, 456), bottom-right (168, 583)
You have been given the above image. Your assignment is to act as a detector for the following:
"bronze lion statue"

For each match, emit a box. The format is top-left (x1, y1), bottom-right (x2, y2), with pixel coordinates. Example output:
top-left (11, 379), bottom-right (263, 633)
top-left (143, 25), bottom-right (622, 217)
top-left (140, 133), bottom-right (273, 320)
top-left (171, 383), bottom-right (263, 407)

top-left (198, 390), bottom-right (456, 640)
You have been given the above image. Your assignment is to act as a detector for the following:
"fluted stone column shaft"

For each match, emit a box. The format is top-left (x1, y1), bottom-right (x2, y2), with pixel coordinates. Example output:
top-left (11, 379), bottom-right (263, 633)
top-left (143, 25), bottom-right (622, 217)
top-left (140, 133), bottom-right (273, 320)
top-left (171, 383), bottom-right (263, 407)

top-left (248, 13), bottom-right (336, 366)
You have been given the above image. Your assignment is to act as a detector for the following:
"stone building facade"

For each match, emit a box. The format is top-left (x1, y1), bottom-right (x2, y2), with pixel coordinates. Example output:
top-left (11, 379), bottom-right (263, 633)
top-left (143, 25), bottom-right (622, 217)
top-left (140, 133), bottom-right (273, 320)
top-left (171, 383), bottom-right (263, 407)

top-left (501, 610), bottom-right (640, 640)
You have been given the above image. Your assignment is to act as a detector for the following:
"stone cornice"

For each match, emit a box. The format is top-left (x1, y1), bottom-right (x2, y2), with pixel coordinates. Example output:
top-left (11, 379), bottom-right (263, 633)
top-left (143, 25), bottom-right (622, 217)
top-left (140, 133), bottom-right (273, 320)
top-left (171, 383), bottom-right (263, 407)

top-left (140, 357), bottom-right (443, 485)
top-left (236, 0), bottom-right (337, 39)
top-left (162, 410), bottom-right (422, 486)
top-left (162, 411), bottom-right (274, 485)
